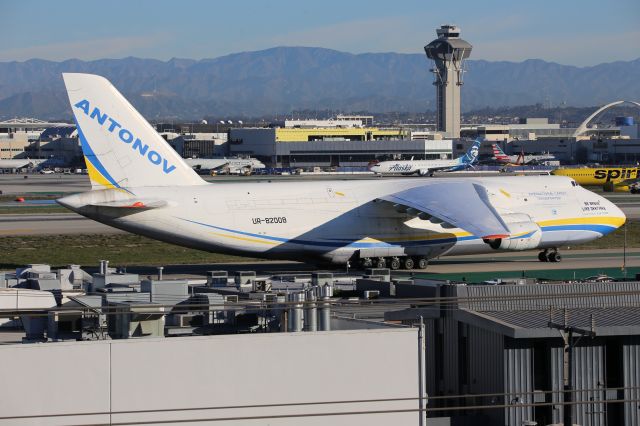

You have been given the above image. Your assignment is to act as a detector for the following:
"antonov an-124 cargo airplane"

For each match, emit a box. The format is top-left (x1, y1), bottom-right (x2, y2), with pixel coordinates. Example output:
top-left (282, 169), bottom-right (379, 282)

top-left (58, 74), bottom-right (626, 269)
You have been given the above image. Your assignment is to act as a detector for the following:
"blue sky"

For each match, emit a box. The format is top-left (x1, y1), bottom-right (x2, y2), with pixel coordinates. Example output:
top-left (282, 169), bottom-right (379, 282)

top-left (1, 0), bottom-right (638, 65)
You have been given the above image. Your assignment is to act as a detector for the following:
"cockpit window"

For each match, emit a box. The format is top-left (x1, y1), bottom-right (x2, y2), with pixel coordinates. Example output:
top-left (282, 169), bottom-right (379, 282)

top-left (570, 180), bottom-right (579, 187)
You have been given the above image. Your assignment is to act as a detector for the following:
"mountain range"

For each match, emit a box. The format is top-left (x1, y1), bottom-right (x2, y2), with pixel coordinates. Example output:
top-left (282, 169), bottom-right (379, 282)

top-left (0, 47), bottom-right (638, 120)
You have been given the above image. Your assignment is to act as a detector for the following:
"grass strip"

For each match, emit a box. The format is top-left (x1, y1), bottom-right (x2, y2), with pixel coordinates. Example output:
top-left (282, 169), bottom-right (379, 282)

top-left (0, 206), bottom-right (67, 214)
top-left (0, 234), bottom-right (259, 269)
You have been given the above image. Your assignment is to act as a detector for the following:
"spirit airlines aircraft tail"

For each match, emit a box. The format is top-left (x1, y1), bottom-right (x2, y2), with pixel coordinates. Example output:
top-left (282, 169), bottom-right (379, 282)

top-left (369, 139), bottom-right (480, 176)
top-left (58, 74), bottom-right (625, 269)
top-left (64, 73), bottom-right (205, 190)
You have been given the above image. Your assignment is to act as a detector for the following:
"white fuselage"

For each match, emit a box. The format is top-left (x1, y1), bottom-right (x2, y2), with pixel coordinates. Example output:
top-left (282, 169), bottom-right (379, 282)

top-left (498, 153), bottom-right (556, 165)
top-left (184, 158), bottom-right (265, 173)
top-left (369, 158), bottom-right (458, 175)
top-left (59, 175), bottom-right (624, 265)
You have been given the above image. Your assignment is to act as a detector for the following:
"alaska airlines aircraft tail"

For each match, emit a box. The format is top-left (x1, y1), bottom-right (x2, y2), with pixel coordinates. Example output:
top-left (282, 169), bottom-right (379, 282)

top-left (456, 138), bottom-right (481, 166)
top-left (63, 73), bottom-right (205, 189)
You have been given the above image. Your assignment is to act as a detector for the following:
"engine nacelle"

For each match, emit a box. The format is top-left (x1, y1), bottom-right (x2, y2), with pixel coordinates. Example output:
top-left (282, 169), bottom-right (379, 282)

top-left (418, 169), bottom-right (431, 176)
top-left (483, 220), bottom-right (542, 251)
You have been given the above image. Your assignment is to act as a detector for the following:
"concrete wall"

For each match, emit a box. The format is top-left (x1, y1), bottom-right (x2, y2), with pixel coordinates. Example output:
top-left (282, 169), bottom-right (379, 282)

top-left (0, 329), bottom-right (420, 425)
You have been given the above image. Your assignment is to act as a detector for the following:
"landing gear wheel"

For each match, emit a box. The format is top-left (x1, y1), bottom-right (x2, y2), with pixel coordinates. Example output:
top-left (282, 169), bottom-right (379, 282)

top-left (375, 258), bottom-right (386, 269)
top-left (389, 257), bottom-right (401, 270)
top-left (361, 257), bottom-right (373, 268)
top-left (416, 257), bottom-right (428, 270)
top-left (548, 252), bottom-right (562, 263)
top-left (403, 257), bottom-right (415, 270)
top-left (538, 251), bottom-right (549, 262)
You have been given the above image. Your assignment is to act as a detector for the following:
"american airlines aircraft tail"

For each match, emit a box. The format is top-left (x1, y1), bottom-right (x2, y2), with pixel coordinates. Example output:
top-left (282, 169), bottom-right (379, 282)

top-left (492, 144), bottom-right (511, 163)
top-left (63, 73), bottom-right (205, 190)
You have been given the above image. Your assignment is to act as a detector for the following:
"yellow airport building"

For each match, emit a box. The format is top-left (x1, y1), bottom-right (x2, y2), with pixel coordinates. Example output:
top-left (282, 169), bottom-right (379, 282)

top-left (275, 127), bottom-right (406, 143)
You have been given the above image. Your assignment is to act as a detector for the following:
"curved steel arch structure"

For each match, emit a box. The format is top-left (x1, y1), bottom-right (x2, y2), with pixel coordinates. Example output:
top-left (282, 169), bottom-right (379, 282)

top-left (573, 100), bottom-right (640, 138)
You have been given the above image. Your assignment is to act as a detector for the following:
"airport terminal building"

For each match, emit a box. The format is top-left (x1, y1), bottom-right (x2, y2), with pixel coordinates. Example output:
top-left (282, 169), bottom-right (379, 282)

top-left (228, 127), bottom-right (453, 167)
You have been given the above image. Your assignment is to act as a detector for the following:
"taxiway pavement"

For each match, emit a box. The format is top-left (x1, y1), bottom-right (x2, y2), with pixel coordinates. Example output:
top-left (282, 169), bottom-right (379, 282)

top-left (0, 213), bottom-right (122, 235)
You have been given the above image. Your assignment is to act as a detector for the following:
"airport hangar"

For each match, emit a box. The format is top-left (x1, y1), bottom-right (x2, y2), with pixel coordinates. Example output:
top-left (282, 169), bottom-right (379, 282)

top-left (0, 118), bottom-right (77, 163)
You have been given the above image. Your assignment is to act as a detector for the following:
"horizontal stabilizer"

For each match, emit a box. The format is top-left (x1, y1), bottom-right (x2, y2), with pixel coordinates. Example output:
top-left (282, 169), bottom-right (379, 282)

top-left (86, 199), bottom-right (167, 209)
top-left (57, 193), bottom-right (167, 218)
top-left (379, 182), bottom-right (510, 238)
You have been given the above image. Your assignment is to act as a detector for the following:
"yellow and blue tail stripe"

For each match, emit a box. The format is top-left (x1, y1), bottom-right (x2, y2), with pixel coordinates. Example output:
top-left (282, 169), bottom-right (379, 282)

top-left (75, 119), bottom-right (132, 194)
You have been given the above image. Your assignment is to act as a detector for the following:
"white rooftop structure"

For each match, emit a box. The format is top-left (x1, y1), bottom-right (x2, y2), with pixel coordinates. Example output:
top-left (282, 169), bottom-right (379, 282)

top-left (0, 118), bottom-right (70, 130)
top-left (285, 118), bottom-right (364, 128)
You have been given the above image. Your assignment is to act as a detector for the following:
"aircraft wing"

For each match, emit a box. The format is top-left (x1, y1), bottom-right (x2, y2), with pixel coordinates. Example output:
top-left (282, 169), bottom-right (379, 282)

top-left (421, 165), bottom-right (453, 173)
top-left (378, 182), bottom-right (510, 238)
top-left (429, 164), bottom-right (461, 172)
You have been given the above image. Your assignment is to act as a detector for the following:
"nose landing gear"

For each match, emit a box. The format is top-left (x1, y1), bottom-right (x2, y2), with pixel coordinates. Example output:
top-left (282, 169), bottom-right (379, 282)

top-left (538, 248), bottom-right (562, 263)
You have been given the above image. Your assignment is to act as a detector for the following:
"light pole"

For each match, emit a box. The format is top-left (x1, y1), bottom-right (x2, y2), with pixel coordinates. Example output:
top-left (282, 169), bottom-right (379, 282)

top-left (623, 223), bottom-right (627, 278)
top-left (548, 308), bottom-right (596, 426)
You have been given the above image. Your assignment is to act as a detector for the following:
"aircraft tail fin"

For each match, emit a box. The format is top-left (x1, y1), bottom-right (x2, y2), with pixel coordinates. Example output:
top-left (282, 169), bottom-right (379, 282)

top-left (457, 138), bottom-right (482, 165)
top-left (492, 143), bottom-right (510, 162)
top-left (63, 73), bottom-right (206, 190)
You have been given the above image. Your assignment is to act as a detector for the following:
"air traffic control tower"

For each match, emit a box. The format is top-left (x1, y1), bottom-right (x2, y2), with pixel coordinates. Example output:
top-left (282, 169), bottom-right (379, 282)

top-left (425, 25), bottom-right (472, 138)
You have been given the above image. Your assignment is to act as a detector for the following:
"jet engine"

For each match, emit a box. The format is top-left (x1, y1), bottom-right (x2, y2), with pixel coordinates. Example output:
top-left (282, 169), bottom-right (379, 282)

top-left (418, 169), bottom-right (432, 176)
top-left (483, 213), bottom-right (542, 251)
top-left (603, 181), bottom-right (634, 193)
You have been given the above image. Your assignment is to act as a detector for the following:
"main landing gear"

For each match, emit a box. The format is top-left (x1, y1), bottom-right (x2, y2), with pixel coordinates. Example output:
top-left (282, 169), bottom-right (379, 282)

top-left (360, 256), bottom-right (429, 270)
top-left (538, 248), bottom-right (562, 263)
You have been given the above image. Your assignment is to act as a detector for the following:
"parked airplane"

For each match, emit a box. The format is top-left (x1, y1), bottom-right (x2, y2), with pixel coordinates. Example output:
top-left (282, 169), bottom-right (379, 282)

top-left (552, 167), bottom-right (640, 193)
top-left (0, 159), bottom-right (46, 169)
top-left (492, 144), bottom-right (556, 166)
top-left (368, 140), bottom-right (480, 176)
top-left (57, 74), bottom-right (625, 269)
top-left (184, 157), bottom-right (265, 175)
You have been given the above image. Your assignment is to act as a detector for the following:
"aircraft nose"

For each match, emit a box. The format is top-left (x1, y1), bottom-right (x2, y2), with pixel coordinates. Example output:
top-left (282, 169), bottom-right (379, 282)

top-left (597, 194), bottom-right (626, 231)
top-left (607, 198), bottom-right (626, 227)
